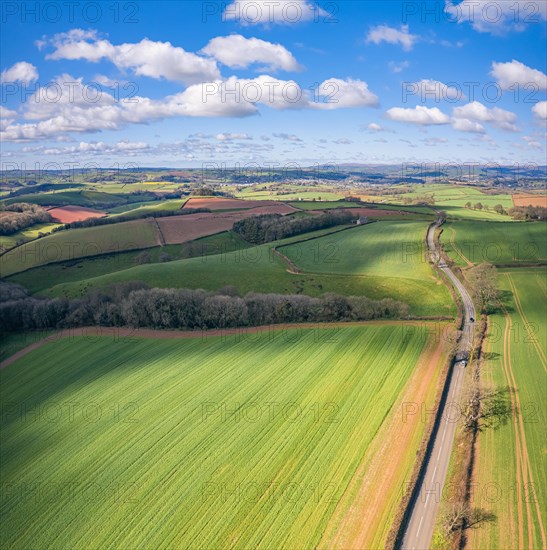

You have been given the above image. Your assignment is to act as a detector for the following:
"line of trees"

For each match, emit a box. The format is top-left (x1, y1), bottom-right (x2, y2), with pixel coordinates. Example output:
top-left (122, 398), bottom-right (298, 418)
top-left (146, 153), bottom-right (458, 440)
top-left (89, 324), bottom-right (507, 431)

top-left (507, 205), bottom-right (546, 221)
top-left (466, 263), bottom-right (500, 314)
top-left (0, 282), bottom-right (410, 332)
top-left (0, 203), bottom-right (53, 235)
top-left (232, 210), bottom-right (357, 244)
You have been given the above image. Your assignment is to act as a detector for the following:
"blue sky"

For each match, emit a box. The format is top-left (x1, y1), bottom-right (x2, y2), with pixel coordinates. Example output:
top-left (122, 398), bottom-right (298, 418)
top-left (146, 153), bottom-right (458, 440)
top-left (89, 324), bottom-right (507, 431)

top-left (1, 0), bottom-right (546, 168)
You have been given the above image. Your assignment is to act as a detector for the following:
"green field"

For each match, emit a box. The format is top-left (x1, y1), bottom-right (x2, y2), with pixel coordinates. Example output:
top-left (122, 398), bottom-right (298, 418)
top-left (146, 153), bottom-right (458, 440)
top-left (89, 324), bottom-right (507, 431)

top-left (0, 222), bottom-right (63, 251)
top-left (8, 232), bottom-right (252, 294)
top-left (0, 219), bottom-right (160, 277)
top-left (238, 190), bottom-right (345, 201)
top-left (0, 324), bottom-right (442, 549)
top-left (106, 200), bottom-right (170, 214)
top-left (0, 330), bottom-right (55, 362)
top-left (109, 199), bottom-right (188, 219)
top-left (399, 184), bottom-right (513, 208)
top-left (289, 201), bottom-right (361, 210)
top-left (3, 190), bottom-right (157, 209)
top-left (441, 221), bottom-right (547, 267)
top-left (279, 221), bottom-right (453, 315)
top-left (365, 184), bottom-right (514, 220)
top-left (469, 269), bottom-right (547, 549)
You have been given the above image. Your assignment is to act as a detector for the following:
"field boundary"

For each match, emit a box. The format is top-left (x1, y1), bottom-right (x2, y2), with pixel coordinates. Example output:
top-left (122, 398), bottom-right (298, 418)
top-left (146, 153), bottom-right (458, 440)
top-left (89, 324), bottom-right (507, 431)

top-left (271, 247), bottom-right (301, 274)
top-left (151, 217), bottom-right (166, 246)
top-left (272, 222), bottom-right (367, 273)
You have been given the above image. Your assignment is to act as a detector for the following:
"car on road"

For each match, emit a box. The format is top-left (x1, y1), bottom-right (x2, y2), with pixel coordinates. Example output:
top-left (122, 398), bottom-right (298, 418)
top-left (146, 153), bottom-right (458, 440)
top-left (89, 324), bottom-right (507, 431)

top-left (470, 317), bottom-right (475, 323)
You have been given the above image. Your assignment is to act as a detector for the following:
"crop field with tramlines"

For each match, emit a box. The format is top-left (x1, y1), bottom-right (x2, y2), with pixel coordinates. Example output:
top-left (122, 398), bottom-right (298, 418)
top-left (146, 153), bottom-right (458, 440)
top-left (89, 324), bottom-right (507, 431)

top-left (440, 221), bottom-right (547, 267)
top-left (468, 269), bottom-right (546, 550)
top-left (0, 324), bottom-right (446, 549)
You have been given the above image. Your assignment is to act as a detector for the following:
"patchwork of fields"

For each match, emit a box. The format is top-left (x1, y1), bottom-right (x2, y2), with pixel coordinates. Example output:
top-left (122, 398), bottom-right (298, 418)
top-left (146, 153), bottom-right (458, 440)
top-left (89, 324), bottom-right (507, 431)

top-left (1, 181), bottom-right (545, 549)
top-left (0, 324), bottom-right (446, 549)
top-left (364, 184), bottom-right (516, 220)
top-left (37, 222), bottom-right (455, 318)
top-left (0, 204), bottom-right (295, 278)
top-left (7, 232), bottom-right (252, 294)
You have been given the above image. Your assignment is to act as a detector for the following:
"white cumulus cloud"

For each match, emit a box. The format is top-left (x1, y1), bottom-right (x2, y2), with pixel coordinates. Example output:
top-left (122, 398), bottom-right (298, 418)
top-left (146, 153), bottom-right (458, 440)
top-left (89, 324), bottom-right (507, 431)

top-left (451, 118), bottom-right (485, 133)
top-left (313, 78), bottom-right (379, 109)
top-left (491, 60), bottom-right (547, 90)
top-left (385, 105), bottom-right (450, 125)
top-left (223, 0), bottom-right (326, 25)
top-left (410, 79), bottom-right (463, 101)
top-left (452, 101), bottom-right (518, 132)
top-left (445, 0), bottom-right (547, 33)
top-left (215, 132), bottom-right (252, 141)
top-left (0, 106), bottom-right (18, 131)
top-left (532, 101), bottom-right (547, 120)
top-left (201, 34), bottom-right (302, 72)
top-left (42, 29), bottom-right (220, 85)
top-left (366, 25), bottom-right (419, 51)
top-left (367, 122), bottom-right (384, 132)
top-left (522, 136), bottom-right (542, 150)
top-left (1, 61), bottom-right (39, 84)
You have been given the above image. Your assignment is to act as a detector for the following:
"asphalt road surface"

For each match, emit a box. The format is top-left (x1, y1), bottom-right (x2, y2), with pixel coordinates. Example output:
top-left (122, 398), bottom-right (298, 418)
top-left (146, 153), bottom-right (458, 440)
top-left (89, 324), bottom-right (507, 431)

top-left (401, 220), bottom-right (476, 550)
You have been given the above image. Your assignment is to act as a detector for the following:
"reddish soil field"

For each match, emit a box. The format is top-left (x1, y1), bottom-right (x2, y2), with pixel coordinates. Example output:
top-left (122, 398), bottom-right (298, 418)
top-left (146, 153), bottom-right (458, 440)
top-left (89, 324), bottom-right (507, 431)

top-left (48, 206), bottom-right (106, 223)
top-left (512, 194), bottom-right (547, 208)
top-left (158, 204), bottom-right (297, 244)
top-left (184, 197), bottom-right (285, 210)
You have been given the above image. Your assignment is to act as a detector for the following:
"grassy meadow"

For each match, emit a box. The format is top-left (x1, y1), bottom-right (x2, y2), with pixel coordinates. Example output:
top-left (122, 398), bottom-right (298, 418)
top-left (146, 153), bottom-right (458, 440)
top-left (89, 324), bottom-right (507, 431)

top-left (280, 221), bottom-right (453, 315)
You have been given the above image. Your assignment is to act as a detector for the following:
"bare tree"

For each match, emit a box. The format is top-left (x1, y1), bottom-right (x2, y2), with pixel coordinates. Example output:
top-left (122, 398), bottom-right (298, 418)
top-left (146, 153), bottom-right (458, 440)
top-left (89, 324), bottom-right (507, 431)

top-left (467, 263), bottom-right (499, 313)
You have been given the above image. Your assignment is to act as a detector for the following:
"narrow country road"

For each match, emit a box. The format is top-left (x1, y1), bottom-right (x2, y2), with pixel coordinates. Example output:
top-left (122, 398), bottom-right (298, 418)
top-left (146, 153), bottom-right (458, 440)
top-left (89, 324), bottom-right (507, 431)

top-left (401, 219), bottom-right (476, 550)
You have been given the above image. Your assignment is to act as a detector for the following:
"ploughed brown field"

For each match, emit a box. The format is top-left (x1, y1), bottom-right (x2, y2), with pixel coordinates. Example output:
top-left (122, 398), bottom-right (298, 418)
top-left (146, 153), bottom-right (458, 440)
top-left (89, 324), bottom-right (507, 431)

top-left (158, 204), bottom-right (297, 244)
top-left (47, 205), bottom-right (107, 223)
top-left (512, 194), bottom-right (547, 208)
top-left (183, 197), bottom-right (286, 210)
